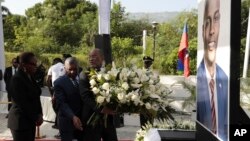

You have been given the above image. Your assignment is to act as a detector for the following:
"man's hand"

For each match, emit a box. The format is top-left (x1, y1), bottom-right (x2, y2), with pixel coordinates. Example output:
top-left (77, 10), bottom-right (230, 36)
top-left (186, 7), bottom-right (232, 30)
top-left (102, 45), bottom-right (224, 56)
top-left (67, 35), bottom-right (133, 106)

top-left (101, 107), bottom-right (116, 115)
top-left (72, 116), bottom-right (83, 131)
top-left (51, 95), bottom-right (56, 105)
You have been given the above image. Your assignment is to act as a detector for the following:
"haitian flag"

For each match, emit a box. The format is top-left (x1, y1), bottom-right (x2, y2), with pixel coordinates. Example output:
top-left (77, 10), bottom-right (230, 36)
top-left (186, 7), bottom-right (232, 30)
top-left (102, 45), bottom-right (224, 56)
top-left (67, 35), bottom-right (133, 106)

top-left (177, 23), bottom-right (190, 77)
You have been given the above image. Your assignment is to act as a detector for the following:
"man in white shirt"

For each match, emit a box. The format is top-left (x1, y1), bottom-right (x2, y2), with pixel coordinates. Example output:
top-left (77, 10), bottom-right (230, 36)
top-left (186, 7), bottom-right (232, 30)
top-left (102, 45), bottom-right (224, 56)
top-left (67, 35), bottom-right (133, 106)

top-left (47, 58), bottom-right (65, 96)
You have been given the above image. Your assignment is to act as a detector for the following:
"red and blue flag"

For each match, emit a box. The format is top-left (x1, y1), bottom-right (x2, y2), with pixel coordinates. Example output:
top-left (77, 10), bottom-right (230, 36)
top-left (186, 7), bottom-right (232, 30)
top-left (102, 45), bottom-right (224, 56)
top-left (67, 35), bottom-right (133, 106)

top-left (177, 23), bottom-right (190, 77)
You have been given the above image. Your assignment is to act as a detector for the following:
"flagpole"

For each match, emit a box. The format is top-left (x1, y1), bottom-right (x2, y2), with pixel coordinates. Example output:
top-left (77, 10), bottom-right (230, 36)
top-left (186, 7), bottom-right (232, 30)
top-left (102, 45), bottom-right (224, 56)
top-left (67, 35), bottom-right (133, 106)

top-left (243, 8), bottom-right (250, 78)
top-left (142, 30), bottom-right (147, 57)
top-left (152, 21), bottom-right (158, 60)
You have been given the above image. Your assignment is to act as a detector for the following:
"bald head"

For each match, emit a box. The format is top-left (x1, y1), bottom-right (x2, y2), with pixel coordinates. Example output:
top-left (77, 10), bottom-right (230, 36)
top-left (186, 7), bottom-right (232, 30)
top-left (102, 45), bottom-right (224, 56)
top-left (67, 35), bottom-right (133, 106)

top-left (89, 48), bottom-right (104, 69)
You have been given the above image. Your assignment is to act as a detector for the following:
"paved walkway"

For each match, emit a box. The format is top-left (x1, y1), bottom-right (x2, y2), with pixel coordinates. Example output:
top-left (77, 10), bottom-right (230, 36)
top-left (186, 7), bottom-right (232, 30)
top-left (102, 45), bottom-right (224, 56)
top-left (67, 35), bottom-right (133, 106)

top-left (0, 113), bottom-right (140, 141)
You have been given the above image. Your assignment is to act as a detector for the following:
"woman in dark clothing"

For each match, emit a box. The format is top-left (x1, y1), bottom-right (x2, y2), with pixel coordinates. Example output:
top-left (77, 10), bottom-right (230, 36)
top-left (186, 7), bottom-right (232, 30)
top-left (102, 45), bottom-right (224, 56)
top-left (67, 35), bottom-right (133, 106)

top-left (8, 52), bottom-right (43, 141)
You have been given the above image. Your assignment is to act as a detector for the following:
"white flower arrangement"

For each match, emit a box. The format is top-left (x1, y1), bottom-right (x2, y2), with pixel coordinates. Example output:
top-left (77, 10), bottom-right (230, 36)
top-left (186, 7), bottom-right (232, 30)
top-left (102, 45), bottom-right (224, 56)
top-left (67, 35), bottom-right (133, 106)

top-left (134, 119), bottom-right (196, 141)
top-left (87, 63), bottom-right (173, 126)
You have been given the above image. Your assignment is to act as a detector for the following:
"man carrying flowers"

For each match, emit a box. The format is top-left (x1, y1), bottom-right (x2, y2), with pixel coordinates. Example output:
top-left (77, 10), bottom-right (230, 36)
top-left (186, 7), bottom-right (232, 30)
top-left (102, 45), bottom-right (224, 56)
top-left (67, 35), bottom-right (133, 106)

top-left (79, 48), bottom-right (118, 141)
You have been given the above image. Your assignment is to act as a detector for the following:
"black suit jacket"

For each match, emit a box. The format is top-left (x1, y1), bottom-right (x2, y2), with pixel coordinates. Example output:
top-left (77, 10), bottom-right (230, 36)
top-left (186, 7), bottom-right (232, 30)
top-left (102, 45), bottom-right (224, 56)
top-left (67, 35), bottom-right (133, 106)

top-left (79, 70), bottom-right (118, 141)
top-left (54, 75), bottom-right (82, 132)
top-left (4, 66), bottom-right (14, 92)
top-left (7, 69), bottom-right (42, 130)
top-left (79, 71), bottom-right (113, 125)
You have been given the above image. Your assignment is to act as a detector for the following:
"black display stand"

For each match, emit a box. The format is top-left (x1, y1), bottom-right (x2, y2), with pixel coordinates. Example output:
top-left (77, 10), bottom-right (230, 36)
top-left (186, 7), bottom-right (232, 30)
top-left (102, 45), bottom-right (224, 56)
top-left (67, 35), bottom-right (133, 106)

top-left (158, 130), bottom-right (196, 141)
top-left (230, 0), bottom-right (250, 125)
top-left (230, 1), bottom-right (250, 140)
top-left (94, 34), bottom-right (112, 65)
top-left (196, 122), bottom-right (218, 141)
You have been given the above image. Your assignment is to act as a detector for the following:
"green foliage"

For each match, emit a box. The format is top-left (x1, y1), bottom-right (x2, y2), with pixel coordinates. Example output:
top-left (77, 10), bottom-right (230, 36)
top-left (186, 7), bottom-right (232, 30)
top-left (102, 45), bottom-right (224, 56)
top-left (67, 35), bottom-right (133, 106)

top-left (3, 15), bottom-right (25, 51)
top-left (111, 1), bottom-right (151, 46)
top-left (158, 37), bottom-right (197, 75)
top-left (4, 52), bottom-right (19, 67)
top-left (111, 1), bottom-right (126, 37)
top-left (241, 0), bottom-right (250, 77)
top-left (188, 38), bottom-right (197, 74)
top-left (4, 1), bottom-right (250, 75)
top-left (153, 10), bottom-right (198, 75)
top-left (3, 1), bottom-right (200, 75)
top-left (111, 37), bottom-right (141, 65)
top-left (241, 0), bottom-right (250, 38)
top-left (240, 78), bottom-right (250, 110)
top-left (160, 47), bottom-right (178, 74)
top-left (4, 0), bottom-right (98, 54)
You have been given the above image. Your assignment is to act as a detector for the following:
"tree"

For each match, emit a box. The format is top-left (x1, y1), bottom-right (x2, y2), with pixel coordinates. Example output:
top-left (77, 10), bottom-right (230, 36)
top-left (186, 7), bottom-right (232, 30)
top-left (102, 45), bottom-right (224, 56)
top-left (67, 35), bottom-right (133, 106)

top-left (241, 0), bottom-right (250, 76)
top-left (3, 15), bottom-right (25, 51)
top-left (155, 10), bottom-right (198, 74)
top-left (111, 37), bottom-right (140, 65)
top-left (1, 5), bottom-right (11, 18)
top-left (111, 0), bottom-right (126, 37)
top-left (241, 0), bottom-right (250, 38)
top-left (8, 0), bottom-right (98, 53)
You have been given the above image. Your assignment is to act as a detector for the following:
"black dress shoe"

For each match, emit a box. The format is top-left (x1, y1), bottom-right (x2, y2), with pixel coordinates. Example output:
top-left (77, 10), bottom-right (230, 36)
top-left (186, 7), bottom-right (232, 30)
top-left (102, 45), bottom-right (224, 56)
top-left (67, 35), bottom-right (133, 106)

top-left (52, 125), bottom-right (58, 129)
top-left (54, 133), bottom-right (61, 139)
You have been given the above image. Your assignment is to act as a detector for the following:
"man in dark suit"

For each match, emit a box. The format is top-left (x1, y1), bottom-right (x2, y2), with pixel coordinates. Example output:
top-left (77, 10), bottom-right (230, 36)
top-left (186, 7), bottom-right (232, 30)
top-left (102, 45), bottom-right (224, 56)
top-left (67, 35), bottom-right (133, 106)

top-left (197, 0), bottom-right (228, 141)
top-left (8, 52), bottom-right (43, 141)
top-left (54, 57), bottom-right (83, 141)
top-left (79, 48), bottom-right (118, 141)
top-left (4, 57), bottom-right (19, 116)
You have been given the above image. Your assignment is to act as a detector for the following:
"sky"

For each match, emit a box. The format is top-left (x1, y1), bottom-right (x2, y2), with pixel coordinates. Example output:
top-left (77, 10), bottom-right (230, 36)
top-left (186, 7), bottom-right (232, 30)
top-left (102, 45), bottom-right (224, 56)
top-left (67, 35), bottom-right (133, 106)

top-left (1, 0), bottom-right (197, 15)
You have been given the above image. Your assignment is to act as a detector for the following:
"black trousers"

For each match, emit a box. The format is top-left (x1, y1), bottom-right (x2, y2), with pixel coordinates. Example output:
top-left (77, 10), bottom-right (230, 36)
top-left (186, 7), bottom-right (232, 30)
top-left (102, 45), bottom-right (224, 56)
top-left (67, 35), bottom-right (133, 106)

top-left (51, 91), bottom-right (58, 126)
top-left (82, 118), bottom-right (118, 141)
top-left (7, 92), bottom-right (12, 111)
top-left (10, 126), bottom-right (36, 141)
top-left (60, 129), bottom-right (83, 141)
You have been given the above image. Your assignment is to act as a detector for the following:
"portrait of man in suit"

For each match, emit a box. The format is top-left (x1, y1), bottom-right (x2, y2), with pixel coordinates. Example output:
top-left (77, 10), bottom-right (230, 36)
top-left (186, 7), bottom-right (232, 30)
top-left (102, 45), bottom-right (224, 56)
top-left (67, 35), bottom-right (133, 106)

top-left (197, 0), bottom-right (228, 141)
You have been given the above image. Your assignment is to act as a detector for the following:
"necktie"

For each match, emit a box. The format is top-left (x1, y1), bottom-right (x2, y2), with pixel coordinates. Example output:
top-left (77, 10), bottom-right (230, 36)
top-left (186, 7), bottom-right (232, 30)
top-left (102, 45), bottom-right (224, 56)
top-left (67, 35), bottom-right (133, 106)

top-left (209, 79), bottom-right (217, 133)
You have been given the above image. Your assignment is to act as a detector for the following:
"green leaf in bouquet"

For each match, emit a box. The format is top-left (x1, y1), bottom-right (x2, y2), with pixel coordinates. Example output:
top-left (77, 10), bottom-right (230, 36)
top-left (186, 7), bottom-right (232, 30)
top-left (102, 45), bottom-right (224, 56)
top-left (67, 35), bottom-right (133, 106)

top-left (105, 64), bottom-right (112, 71)
top-left (98, 78), bottom-right (106, 84)
top-left (87, 112), bottom-right (101, 127)
top-left (89, 68), bottom-right (97, 77)
top-left (140, 93), bottom-right (150, 100)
